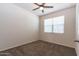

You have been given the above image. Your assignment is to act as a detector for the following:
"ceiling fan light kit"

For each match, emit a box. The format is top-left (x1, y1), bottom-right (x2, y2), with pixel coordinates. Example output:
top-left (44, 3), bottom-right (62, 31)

top-left (39, 7), bottom-right (44, 10)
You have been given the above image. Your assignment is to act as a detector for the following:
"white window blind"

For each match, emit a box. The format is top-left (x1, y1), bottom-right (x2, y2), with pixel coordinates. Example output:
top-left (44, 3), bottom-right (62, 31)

top-left (44, 16), bottom-right (64, 33)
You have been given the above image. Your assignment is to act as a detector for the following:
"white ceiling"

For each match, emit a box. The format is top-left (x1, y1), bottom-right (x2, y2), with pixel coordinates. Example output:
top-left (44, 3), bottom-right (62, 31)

top-left (14, 3), bottom-right (75, 16)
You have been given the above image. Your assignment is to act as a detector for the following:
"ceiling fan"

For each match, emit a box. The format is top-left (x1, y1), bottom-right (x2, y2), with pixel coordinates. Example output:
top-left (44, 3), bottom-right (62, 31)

top-left (32, 3), bottom-right (53, 13)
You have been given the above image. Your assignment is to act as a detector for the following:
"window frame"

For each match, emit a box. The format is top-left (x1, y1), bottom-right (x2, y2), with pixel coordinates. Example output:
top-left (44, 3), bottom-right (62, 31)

top-left (44, 16), bottom-right (65, 34)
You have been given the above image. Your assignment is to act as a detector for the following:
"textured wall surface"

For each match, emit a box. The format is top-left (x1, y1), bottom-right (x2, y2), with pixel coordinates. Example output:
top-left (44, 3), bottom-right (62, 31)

top-left (0, 4), bottom-right (39, 51)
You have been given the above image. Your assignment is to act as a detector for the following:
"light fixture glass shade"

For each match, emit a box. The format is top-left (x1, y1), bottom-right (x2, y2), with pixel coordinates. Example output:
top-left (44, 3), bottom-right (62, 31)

top-left (39, 7), bottom-right (44, 10)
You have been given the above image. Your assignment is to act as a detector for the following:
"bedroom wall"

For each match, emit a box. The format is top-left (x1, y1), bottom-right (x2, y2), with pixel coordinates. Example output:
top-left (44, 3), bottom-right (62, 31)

top-left (39, 7), bottom-right (76, 48)
top-left (75, 3), bottom-right (79, 56)
top-left (0, 4), bottom-right (39, 51)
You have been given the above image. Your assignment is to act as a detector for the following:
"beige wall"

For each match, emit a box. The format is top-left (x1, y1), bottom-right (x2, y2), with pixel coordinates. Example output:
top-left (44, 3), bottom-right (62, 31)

top-left (39, 7), bottom-right (76, 48)
top-left (0, 4), bottom-right (39, 51)
top-left (75, 4), bottom-right (79, 56)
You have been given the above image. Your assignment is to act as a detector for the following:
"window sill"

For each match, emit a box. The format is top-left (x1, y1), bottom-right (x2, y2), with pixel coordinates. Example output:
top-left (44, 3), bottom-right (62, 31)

top-left (44, 32), bottom-right (64, 34)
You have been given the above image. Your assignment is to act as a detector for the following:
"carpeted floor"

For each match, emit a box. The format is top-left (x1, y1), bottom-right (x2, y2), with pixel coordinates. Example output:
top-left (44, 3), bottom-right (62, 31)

top-left (0, 40), bottom-right (77, 56)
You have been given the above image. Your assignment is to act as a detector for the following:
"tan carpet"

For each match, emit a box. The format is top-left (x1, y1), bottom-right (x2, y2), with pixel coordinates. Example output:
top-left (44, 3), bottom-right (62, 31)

top-left (0, 40), bottom-right (77, 56)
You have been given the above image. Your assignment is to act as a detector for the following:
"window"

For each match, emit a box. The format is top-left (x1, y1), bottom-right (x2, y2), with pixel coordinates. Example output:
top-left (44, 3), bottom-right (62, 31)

top-left (44, 16), bottom-right (64, 33)
top-left (44, 18), bottom-right (53, 32)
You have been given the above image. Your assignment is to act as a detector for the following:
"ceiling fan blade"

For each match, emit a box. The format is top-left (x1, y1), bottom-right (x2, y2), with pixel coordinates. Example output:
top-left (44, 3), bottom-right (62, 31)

top-left (44, 6), bottom-right (53, 8)
top-left (34, 3), bottom-right (40, 6)
top-left (42, 10), bottom-right (44, 13)
top-left (32, 7), bottom-right (40, 11)
top-left (42, 3), bottom-right (45, 5)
